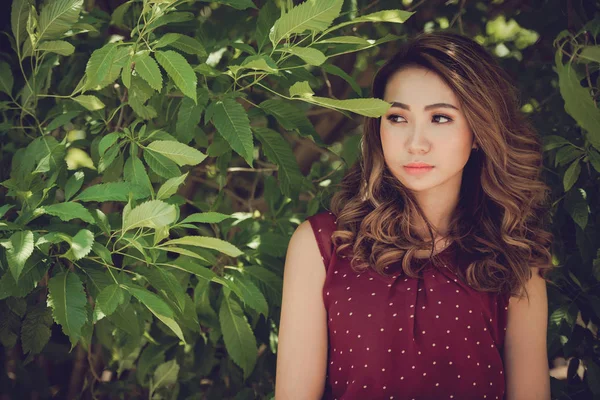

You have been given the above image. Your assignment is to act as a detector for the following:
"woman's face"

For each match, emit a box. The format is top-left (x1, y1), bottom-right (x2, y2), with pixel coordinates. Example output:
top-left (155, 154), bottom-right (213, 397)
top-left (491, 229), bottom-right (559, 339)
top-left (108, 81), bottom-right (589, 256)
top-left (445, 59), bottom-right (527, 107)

top-left (380, 66), bottom-right (476, 194)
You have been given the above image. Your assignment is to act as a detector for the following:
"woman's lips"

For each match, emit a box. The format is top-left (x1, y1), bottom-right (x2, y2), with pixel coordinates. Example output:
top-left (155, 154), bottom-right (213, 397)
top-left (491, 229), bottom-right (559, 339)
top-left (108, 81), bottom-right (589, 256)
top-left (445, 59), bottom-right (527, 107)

top-left (403, 166), bottom-right (434, 175)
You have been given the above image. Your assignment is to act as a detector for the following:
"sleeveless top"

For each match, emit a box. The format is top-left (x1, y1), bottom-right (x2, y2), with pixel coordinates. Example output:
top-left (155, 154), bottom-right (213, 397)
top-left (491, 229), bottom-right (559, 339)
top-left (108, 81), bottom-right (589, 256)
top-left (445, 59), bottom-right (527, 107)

top-left (307, 210), bottom-right (510, 400)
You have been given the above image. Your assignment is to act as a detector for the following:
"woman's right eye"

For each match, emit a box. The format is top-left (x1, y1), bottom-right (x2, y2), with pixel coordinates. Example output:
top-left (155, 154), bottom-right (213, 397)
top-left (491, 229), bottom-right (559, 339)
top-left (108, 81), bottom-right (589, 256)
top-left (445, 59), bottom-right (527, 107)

top-left (387, 114), bottom-right (406, 123)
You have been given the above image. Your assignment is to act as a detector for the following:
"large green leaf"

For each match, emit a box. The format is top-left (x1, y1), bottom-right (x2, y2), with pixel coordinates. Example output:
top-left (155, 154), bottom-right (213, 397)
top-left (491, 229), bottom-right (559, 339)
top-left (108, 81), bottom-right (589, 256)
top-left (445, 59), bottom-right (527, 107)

top-left (73, 95), bottom-right (105, 110)
top-left (157, 173), bottom-right (188, 200)
top-left (155, 50), bottom-right (197, 103)
top-left (288, 80), bottom-right (390, 117)
top-left (65, 229), bottom-right (94, 261)
top-left (37, 202), bottom-right (95, 224)
top-left (124, 156), bottom-right (153, 198)
top-left (228, 271), bottom-right (268, 317)
top-left (137, 267), bottom-right (186, 314)
top-left (255, 0), bottom-right (278, 52)
top-left (219, 291), bottom-right (257, 379)
top-left (276, 46), bottom-right (326, 66)
top-left (0, 62), bottom-right (14, 96)
top-left (37, 40), bottom-right (75, 56)
top-left (253, 127), bottom-right (309, 198)
top-left (74, 182), bottom-right (137, 202)
top-left (155, 33), bottom-right (207, 58)
top-left (133, 52), bottom-right (163, 92)
top-left (3, 230), bottom-right (34, 281)
top-left (176, 97), bottom-right (203, 143)
top-left (21, 304), bottom-right (53, 355)
top-left (146, 140), bottom-right (207, 166)
top-left (269, 0), bottom-right (344, 46)
top-left (47, 271), bottom-right (88, 345)
top-left (122, 200), bottom-right (177, 232)
top-left (322, 9), bottom-right (414, 34)
top-left (210, 98), bottom-right (254, 167)
top-left (143, 148), bottom-right (181, 179)
top-left (93, 284), bottom-right (125, 321)
top-left (83, 43), bottom-right (119, 91)
top-left (258, 99), bottom-right (322, 144)
top-left (38, 0), bottom-right (83, 42)
top-left (11, 0), bottom-right (32, 46)
top-left (214, 0), bottom-right (257, 10)
top-left (124, 285), bottom-right (185, 343)
top-left (556, 48), bottom-right (600, 150)
top-left (152, 360), bottom-right (179, 392)
top-left (160, 236), bottom-right (243, 257)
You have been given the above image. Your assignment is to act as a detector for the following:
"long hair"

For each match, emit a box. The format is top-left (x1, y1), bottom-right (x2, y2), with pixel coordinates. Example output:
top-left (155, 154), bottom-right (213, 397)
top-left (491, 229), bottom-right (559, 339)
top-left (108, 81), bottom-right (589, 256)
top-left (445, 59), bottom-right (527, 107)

top-left (329, 31), bottom-right (554, 301)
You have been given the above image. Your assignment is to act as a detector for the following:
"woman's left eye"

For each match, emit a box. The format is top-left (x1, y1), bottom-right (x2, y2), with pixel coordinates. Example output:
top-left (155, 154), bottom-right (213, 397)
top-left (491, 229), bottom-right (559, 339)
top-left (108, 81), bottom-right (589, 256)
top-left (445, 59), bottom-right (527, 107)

top-left (432, 115), bottom-right (453, 123)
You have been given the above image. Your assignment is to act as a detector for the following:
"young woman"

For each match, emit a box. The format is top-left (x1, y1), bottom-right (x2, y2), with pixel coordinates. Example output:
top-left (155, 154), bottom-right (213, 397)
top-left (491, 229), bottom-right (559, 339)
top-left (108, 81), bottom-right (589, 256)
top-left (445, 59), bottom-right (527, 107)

top-left (275, 31), bottom-right (554, 400)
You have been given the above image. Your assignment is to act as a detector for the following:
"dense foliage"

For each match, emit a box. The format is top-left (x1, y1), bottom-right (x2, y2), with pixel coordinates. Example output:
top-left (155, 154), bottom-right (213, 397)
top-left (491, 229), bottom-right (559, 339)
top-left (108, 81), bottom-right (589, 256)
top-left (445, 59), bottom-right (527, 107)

top-left (0, 0), bottom-right (598, 399)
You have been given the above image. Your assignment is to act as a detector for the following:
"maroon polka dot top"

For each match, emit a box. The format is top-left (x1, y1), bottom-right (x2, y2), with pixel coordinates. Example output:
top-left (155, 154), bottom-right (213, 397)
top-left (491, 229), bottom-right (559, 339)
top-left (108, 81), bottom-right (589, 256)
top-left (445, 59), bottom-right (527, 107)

top-left (307, 211), bottom-right (510, 400)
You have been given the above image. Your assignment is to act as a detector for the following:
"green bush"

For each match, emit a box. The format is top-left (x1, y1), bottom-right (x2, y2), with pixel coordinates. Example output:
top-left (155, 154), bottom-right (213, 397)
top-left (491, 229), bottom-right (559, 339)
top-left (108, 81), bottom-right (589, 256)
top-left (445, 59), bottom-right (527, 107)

top-left (0, 0), bottom-right (598, 399)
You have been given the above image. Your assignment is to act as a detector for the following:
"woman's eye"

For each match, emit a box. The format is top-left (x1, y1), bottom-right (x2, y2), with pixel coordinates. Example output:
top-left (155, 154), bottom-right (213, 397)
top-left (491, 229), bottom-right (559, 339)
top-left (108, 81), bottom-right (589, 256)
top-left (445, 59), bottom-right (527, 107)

top-left (387, 114), bottom-right (405, 123)
top-left (433, 115), bottom-right (453, 124)
top-left (386, 114), bottom-right (453, 124)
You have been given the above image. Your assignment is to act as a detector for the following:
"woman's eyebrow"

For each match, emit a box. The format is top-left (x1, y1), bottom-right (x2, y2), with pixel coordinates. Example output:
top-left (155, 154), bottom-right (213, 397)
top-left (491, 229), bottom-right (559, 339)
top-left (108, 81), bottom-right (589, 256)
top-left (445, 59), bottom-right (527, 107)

top-left (389, 101), bottom-right (460, 111)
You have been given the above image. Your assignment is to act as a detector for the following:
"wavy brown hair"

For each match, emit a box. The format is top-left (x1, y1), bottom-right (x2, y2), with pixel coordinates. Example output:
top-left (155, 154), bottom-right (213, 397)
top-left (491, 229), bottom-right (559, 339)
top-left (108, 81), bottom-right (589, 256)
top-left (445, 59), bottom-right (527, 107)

top-left (328, 31), bottom-right (554, 301)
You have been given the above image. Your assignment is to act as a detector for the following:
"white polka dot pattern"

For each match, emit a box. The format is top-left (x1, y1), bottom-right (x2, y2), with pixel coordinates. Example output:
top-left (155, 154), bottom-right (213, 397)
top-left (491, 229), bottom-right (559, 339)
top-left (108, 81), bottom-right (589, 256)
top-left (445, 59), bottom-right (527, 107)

top-left (308, 211), bottom-right (510, 400)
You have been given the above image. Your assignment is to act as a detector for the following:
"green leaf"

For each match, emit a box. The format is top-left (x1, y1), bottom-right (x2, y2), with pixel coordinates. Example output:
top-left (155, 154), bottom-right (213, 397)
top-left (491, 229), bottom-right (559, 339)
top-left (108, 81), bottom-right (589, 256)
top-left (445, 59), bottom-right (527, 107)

top-left (0, 62), bottom-right (14, 96)
top-left (253, 127), bottom-right (309, 198)
top-left (155, 33), bottom-right (207, 58)
top-left (255, 0), bottom-right (278, 51)
top-left (122, 200), bottom-right (177, 232)
top-left (564, 188), bottom-right (588, 231)
top-left (563, 159), bottom-right (581, 192)
top-left (38, 0), bottom-right (83, 41)
top-left (124, 285), bottom-right (185, 343)
top-left (11, 0), bottom-right (32, 46)
top-left (74, 182), bottom-right (137, 202)
top-left (219, 291), bottom-right (257, 379)
top-left (66, 229), bottom-right (94, 261)
top-left (37, 202), bottom-right (95, 224)
top-left (210, 98), bottom-right (254, 167)
top-left (47, 271), bottom-right (88, 345)
top-left (133, 52), bottom-right (162, 91)
top-left (160, 236), bottom-right (243, 258)
top-left (143, 149), bottom-right (181, 179)
top-left (323, 9), bottom-right (414, 34)
top-left (64, 170), bottom-right (84, 201)
top-left (37, 40), bottom-right (75, 55)
top-left (123, 156), bottom-right (153, 197)
top-left (556, 49), bottom-right (600, 150)
top-left (21, 304), bottom-right (53, 354)
top-left (146, 140), bottom-right (207, 167)
top-left (289, 81), bottom-right (390, 117)
top-left (157, 172), bottom-right (188, 200)
top-left (152, 360), bottom-right (179, 391)
top-left (322, 63), bottom-right (361, 95)
top-left (155, 50), bottom-right (197, 103)
top-left (83, 43), bottom-right (119, 91)
top-left (276, 46), bottom-right (326, 65)
top-left (138, 267), bottom-right (186, 313)
top-left (180, 212), bottom-right (233, 225)
top-left (289, 80), bottom-right (314, 98)
top-left (176, 97), bottom-right (203, 143)
top-left (269, 0), bottom-right (344, 46)
top-left (4, 231), bottom-right (34, 281)
top-left (73, 95), bottom-right (105, 110)
top-left (259, 99), bottom-right (321, 143)
top-left (93, 284), bottom-right (125, 321)
top-left (229, 271), bottom-right (268, 317)
top-left (98, 132), bottom-right (120, 156)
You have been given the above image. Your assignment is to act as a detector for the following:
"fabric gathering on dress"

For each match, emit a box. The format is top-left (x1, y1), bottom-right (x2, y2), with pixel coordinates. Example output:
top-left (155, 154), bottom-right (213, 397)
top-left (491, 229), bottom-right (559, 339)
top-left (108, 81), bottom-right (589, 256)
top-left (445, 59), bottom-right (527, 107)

top-left (307, 211), bottom-right (511, 400)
